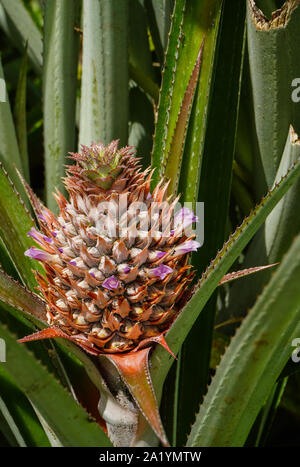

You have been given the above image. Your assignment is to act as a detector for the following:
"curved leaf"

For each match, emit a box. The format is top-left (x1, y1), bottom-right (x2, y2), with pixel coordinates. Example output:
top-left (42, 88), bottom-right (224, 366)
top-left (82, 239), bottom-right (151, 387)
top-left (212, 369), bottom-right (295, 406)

top-left (43, 0), bottom-right (80, 211)
top-left (79, 0), bottom-right (129, 147)
top-left (0, 164), bottom-right (44, 290)
top-left (1, 0), bottom-right (42, 75)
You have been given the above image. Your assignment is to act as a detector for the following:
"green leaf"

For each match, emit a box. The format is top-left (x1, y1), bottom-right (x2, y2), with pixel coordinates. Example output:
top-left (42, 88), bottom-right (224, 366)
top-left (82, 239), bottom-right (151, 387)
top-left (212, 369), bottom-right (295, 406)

top-left (0, 239), bottom-right (19, 281)
top-left (144, 0), bottom-right (174, 65)
top-left (128, 84), bottom-right (154, 169)
top-left (129, 0), bottom-right (159, 102)
top-left (161, 0), bottom-right (246, 445)
top-left (0, 367), bottom-right (50, 446)
top-left (254, 377), bottom-right (287, 446)
top-left (265, 127), bottom-right (300, 262)
top-left (176, 0), bottom-right (223, 204)
top-left (0, 324), bottom-right (112, 447)
top-left (228, 127), bottom-right (300, 323)
top-left (186, 232), bottom-right (300, 446)
top-left (1, 0), bottom-right (43, 75)
top-left (150, 0), bottom-right (186, 188)
top-left (0, 57), bottom-right (28, 200)
top-left (43, 0), bottom-right (80, 212)
top-left (164, 42), bottom-right (204, 196)
top-left (151, 0), bottom-right (223, 195)
top-left (0, 164), bottom-right (44, 290)
top-left (79, 0), bottom-right (129, 148)
top-left (0, 268), bottom-right (46, 328)
top-left (247, 0), bottom-right (300, 190)
top-left (0, 392), bottom-right (26, 446)
top-left (14, 42), bottom-right (30, 183)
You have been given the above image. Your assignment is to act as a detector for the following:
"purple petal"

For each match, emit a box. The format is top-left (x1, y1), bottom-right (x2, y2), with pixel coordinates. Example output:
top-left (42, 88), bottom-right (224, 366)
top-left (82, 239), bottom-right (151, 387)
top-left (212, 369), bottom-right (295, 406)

top-left (150, 264), bottom-right (173, 280)
top-left (123, 266), bottom-right (131, 273)
top-left (102, 275), bottom-right (119, 290)
top-left (37, 214), bottom-right (46, 221)
top-left (157, 251), bottom-right (166, 259)
top-left (27, 227), bottom-right (52, 244)
top-left (24, 247), bottom-right (50, 261)
top-left (27, 228), bottom-right (40, 242)
top-left (174, 207), bottom-right (198, 230)
top-left (58, 248), bottom-right (63, 253)
top-left (90, 272), bottom-right (96, 278)
top-left (68, 261), bottom-right (77, 266)
top-left (174, 240), bottom-right (200, 255)
top-left (51, 231), bottom-right (57, 237)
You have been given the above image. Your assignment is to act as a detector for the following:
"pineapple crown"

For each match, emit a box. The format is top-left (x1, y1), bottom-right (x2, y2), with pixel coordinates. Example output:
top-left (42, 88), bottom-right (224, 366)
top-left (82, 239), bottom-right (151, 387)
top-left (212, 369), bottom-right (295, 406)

top-left (67, 140), bottom-right (139, 191)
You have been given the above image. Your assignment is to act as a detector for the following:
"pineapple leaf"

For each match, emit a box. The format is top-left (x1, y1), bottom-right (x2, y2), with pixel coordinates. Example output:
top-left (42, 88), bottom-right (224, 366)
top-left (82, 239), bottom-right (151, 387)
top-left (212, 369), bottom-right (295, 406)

top-left (0, 268), bottom-right (47, 327)
top-left (219, 263), bottom-right (278, 285)
top-left (0, 392), bottom-right (26, 446)
top-left (43, 0), bottom-right (80, 212)
top-left (108, 348), bottom-right (169, 447)
top-left (144, 0), bottom-right (173, 65)
top-left (164, 40), bottom-right (204, 196)
top-left (0, 273), bottom-right (136, 447)
top-left (14, 42), bottom-right (30, 183)
top-left (187, 232), bottom-right (300, 446)
top-left (79, 0), bottom-right (129, 148)
top-left (164, 0), bottom-right (246, 445)
top-left (0, 163), bottom-right (44, 290)
top-left (129, 0), bottom-right (159, 102)
top-left (247, 0), bottom-right (300, 190)
top-left (1, 0), bottom-right (43, 75)
top-left (150, 0), bottom-right (185, 188)
top-left (164, 0), bottom-right (222, 202)
top-left (0, 57), bottom-right (28, 200)
top-left (0, 367), bottom-right (50, 446)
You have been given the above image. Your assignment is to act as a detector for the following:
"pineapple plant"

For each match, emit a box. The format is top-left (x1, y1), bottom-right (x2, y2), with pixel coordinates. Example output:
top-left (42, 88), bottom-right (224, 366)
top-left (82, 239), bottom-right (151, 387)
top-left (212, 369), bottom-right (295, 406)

top-left (0, 0), bottom-right (300, 448)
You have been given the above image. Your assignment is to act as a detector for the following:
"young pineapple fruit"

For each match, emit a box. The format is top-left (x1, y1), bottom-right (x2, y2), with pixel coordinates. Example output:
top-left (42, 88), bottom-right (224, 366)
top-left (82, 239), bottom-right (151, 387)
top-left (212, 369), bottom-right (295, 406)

top-left (25, 141), bottom-right (200, 355)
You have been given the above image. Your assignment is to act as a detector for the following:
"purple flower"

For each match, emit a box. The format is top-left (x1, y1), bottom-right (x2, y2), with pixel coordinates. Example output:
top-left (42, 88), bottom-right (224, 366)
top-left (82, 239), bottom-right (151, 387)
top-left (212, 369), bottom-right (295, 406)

top-left (68, 261), bottom-right (77, 266)
top-left (157, 251), bottom-right (166, 259)
top-left (27, 227), bottom-right (52, 244)
top-left (174, 207), bottom-right (198, 230)
top-left (24, 247), bottom-right (50, 261)
top-left (123, 266), bottom-right (131, 273)
top-left (151, 264), bottom-right (173, 280)
top-left (90, 272), bottom-right (96, 278)
top-left (58, 248), bottom-right (63, 253)
top-left (102, 275), bottom-right (119, 290)
top-left (174, 240), bottom-right (200, 255)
